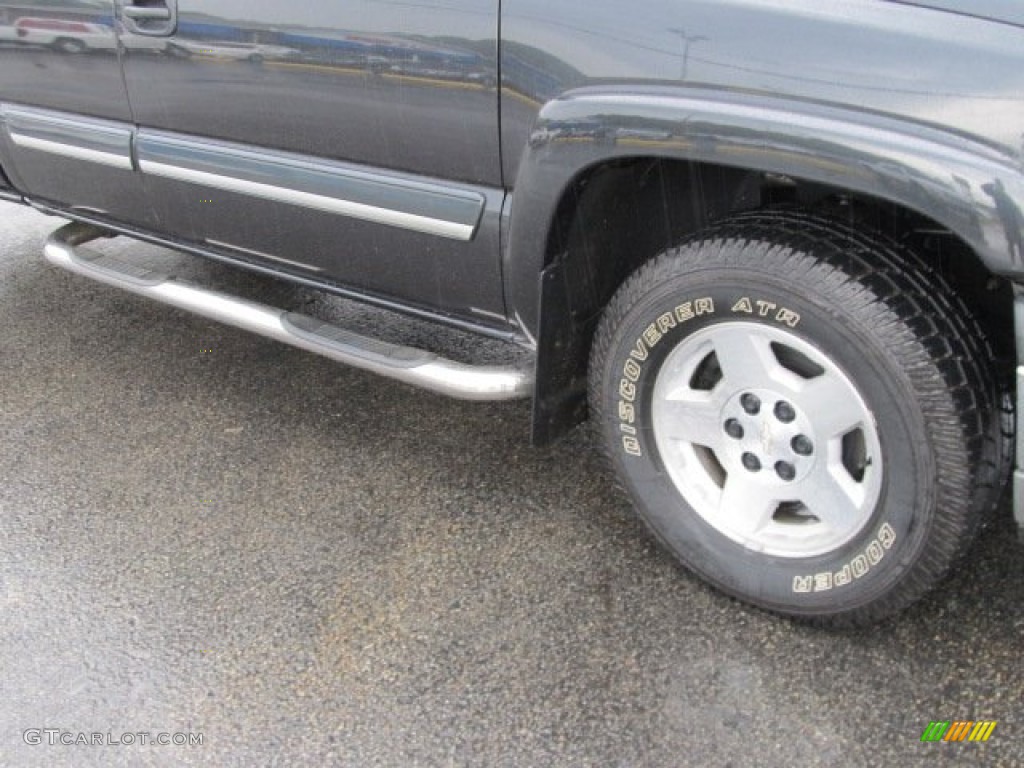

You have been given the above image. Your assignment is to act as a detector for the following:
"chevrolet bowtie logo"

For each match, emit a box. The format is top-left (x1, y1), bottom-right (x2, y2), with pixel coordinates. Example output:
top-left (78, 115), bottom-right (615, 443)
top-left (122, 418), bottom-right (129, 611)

top-left (759, 419), bottom-right (773, 455)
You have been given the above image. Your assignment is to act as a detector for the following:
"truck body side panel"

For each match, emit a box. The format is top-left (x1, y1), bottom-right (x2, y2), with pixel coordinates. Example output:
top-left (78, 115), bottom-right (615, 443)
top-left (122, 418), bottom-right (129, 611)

top-left (117, 0), bottom-right (509, 326)
top-left (501, 0), bottom-right (1024, 335)
top-left (0, 2), bottom-right (156, 227)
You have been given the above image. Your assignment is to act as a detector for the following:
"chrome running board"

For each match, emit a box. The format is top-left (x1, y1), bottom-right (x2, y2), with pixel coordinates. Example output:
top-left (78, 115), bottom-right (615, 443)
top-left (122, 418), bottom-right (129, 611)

top-left (44, 222), bottom-right (534, 401)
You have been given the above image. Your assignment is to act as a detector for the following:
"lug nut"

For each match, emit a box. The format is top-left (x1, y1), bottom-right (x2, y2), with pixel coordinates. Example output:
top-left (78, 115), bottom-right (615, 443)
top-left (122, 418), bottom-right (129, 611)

top-left (774, 401), bottom-right (796, 424)
top-left (724, 419), bottom-right (745, 440)
top-left (742, 453), bottom-right (762, 472)
top-left (740, 394), bottom-right (761, 415)
top-left (775, 461), bottom-right (797, 482)
top-left (792, 435), bottom-right (814, 456)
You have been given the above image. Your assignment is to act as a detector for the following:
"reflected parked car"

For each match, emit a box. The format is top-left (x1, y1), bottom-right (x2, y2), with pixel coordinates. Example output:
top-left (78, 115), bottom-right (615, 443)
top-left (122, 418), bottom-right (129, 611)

top-left (13, 16), bottom-right (114, 52)
top-left (165, 39), bottom-right (297, 63)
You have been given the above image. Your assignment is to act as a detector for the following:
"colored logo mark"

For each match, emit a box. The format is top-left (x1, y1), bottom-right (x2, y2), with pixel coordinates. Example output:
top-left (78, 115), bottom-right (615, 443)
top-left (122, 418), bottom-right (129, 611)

top-left (921, 721), bottom-right (997, 743)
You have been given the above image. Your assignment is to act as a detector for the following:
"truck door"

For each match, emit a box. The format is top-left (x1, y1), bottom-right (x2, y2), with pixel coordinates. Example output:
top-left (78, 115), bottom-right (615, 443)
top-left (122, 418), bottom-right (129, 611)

top-left (0, 1), bottom-right (154, 227)
top-left (118, 0), bottom-right (507, 327)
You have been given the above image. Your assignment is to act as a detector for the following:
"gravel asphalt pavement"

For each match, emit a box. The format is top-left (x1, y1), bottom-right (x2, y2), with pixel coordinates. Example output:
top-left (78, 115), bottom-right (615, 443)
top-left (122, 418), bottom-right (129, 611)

top-left (1, 201), bottom-right (1022, 767)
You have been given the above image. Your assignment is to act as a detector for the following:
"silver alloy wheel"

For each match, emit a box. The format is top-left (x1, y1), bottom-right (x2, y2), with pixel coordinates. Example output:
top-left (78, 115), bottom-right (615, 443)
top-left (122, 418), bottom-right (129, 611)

top-left (651, 321), bottom-right (883, 558)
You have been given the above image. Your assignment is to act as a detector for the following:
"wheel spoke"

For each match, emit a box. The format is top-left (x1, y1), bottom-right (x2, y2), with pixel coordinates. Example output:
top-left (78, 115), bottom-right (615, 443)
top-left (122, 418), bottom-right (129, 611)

top-left (719, 476), bottom-right (779, 538)
top-left (797, 465), bottom-right (865, 533)
top-left (710, 326), bottom-right (779, 390)
top-left (799, 373), bottom-right (867, 438)
top-left (655, 394), bottom-right (726, 451)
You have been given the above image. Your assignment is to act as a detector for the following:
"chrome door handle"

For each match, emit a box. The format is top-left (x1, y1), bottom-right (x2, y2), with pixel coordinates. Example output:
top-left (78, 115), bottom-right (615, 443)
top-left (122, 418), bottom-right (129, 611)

top-left (120, 0), bottom-right (176, 36)
top-left (123, 6), bottom-right (171, 20)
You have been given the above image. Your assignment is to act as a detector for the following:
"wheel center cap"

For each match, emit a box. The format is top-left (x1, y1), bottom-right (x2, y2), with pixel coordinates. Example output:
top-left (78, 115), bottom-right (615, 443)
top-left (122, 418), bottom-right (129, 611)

top-left (720, 388), bottom-right (816, 484)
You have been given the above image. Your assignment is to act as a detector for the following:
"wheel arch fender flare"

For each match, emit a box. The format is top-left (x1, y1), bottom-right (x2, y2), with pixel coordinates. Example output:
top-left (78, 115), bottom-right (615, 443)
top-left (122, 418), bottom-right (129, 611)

top-left (507, 85), bottom-right (1024, 340)
top-left (508, 85), bottom-right (1024, 443)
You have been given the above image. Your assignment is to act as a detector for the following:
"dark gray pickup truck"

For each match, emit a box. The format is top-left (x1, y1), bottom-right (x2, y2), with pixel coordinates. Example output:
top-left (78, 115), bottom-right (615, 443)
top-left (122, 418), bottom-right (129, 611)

top-left (2, 0), bottom-right (1022, 624)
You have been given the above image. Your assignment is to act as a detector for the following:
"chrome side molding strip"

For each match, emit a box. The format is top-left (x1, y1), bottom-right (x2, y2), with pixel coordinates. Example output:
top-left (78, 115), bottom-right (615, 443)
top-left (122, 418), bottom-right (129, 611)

top-left (0, 104), bottom-right (134, 171)
top-left (45, 223), bottom-right (534, 401)
top-left (137, 131), bottom-right (486, 241)
top-left (140, 158), bottom-right (477, 240)
top-left (7, 134), bottom-right (132, 170)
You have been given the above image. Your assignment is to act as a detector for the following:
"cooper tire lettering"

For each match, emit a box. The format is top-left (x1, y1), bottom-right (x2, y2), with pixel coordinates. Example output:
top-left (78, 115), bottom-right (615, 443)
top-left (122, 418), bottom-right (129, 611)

top-left (643, 324), bottom-right (662, 347)
top-left (791, 526), bottom-right (898, 592)
top-left (657, 312), bottom-right (678, 334)
top-left (622, 436), bottom-right (642, 457)
top-left (618, 401), bottom-right (636, 424)
top-left (851, 555), bottom-right (870, 580)
top-left (732, 297), bottom-right (754, 314)
top-left (616, 297), bottom-right (716, 459)
top-left (623, 358), bottom-right (642, 383)
top-left (776, 308), bottom-right (801, 327)
top-left (630, 338), bottom-right (648, 362)
top-left (730, 296), bottom-right (801, 327)
top-left (694, 298), bottom-right (715, 316)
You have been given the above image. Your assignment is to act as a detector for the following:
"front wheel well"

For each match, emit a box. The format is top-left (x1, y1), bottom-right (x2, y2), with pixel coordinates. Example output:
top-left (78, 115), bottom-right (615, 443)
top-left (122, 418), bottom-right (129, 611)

top-left (531, 157), bottom-right (1012, 445)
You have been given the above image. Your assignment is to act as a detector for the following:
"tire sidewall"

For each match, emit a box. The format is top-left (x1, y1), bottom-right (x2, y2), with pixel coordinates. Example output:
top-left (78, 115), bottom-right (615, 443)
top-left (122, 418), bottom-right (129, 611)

top-left (598, 269), bottom-right (936, 615)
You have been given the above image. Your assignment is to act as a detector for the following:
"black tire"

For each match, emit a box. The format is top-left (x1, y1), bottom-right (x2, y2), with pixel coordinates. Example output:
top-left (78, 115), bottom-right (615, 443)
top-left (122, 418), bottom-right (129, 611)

top-left (166, 43), bottom-right (192, 59)
top-left (589, 210), bottom-right (1008, 625)
top-left (54, 38), bottom-right (86, 54)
